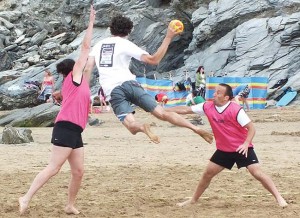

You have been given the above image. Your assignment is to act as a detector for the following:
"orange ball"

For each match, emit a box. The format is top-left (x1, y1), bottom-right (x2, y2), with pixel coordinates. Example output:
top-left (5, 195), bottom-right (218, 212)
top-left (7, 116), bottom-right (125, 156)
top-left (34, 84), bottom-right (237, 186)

top-left (169, 20), bottom-right (184, 33)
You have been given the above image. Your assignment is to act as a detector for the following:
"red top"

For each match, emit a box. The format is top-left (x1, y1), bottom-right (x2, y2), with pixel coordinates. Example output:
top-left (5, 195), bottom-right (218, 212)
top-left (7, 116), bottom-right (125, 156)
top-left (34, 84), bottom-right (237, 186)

top-left (156, 93), bottom-right (168, 103)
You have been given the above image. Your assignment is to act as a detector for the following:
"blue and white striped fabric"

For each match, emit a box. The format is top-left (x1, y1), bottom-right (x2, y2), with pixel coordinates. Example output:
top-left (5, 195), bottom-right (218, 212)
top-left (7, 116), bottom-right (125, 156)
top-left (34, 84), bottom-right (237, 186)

top-left (136, 77), bottom-right (189, 107)
top-left (206, 77), bottom-right (268, 109)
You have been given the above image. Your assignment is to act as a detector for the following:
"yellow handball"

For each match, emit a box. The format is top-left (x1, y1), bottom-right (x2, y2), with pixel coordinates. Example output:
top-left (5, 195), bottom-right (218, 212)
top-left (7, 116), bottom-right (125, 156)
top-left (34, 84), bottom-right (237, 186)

top-left (169, 19), bottom-right (184, 33)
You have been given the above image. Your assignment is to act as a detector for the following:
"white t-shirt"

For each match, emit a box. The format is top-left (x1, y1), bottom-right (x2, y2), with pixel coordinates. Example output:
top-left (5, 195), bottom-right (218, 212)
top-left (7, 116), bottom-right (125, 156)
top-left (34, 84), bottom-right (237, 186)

top-left (191, 101), bottom-right (251, 127)
top-left (89, 36), bottom-right (149, 100)
top-left (185, 93), bottom-right (193, 105)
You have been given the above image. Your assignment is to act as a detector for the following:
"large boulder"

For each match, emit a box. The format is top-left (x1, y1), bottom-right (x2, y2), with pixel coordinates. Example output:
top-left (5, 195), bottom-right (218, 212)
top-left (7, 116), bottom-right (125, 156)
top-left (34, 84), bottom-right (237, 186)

top-left (0, 49), bottom-right (13, 71)
top-left (0, 103), bottom-right (60, 127)
top-left (1, 125), bottom-right (34, 144)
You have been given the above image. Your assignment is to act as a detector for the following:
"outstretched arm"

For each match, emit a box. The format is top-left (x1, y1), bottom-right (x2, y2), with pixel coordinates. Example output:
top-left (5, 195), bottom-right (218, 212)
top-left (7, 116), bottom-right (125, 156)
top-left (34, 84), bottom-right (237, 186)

top-left (140, 23), bottom-right (180, 65)
top-left (165, 106), bottom-right (194, 114)
top-left (244, 98), bottom-right (250, 111)
top-left (83, 56), bottom-right (95, 82)
top-left (72, 5), bottom-right (96, 83)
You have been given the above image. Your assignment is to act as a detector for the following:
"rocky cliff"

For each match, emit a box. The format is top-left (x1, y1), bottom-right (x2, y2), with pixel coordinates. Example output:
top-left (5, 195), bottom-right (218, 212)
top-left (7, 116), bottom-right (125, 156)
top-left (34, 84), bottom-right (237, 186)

top-left (0, 0), bottom-right (299, 112)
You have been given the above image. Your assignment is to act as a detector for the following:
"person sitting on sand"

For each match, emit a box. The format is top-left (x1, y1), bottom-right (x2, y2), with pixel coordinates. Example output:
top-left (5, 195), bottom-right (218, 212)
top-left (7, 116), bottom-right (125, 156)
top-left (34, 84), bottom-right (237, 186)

top-left (155, 93), bottom-right (168, 107)
top-left (186, 90), bottom-right (205, 106)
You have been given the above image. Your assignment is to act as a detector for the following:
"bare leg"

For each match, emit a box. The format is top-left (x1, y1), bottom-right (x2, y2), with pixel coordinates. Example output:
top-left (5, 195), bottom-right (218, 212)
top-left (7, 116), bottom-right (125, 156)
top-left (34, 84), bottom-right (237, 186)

top-left (244, 99), bottom-right (250, 111)
top-left (19, 146), bottom-right (72, 215)
top-left (100, 101), bottom-right (103, 111)
top-left (247, 164), bottom-right (288, 207)
top-left (65, 147), bottom-right (84, 215)
top-left (152, 105), bottom-right (213, 144)
top-left (102, 100), bottom-right (107, 111)
top-left (123, 113), bottom-right (160, 143)
top-left (177, 161), bottom-right (224, 207)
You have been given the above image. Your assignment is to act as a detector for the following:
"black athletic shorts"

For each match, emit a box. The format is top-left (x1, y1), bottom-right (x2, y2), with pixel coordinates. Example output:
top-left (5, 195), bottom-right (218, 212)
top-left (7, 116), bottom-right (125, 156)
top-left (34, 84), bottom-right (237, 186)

top-left (51, 121), bottom-right (84, 149)
top-left (210, 148), bottom-right (259, 170)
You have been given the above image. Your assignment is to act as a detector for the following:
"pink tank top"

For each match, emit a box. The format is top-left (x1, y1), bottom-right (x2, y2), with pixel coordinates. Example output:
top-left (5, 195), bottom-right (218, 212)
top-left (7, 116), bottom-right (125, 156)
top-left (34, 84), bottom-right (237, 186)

top-left (55, 72), bottom-right (91, 130)
top-left (203, 101), bottom-right (253, 152)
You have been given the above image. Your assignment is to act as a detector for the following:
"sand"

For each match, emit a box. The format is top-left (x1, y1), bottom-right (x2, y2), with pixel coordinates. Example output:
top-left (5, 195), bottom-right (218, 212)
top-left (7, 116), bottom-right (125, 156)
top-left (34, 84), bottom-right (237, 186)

top-left (0, 106), bottom-right (299, 217)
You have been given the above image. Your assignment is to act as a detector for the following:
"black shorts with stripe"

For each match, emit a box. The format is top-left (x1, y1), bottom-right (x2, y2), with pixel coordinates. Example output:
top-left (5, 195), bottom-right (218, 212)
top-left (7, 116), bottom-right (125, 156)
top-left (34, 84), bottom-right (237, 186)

top-left (210, 148), bottom-right (259, 170)
top-left (51, 121), bottom-right (84, 149)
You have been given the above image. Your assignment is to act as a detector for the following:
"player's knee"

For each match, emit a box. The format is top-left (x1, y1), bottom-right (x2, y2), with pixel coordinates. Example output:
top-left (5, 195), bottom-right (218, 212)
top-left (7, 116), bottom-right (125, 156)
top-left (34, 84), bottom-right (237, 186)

top-left (126, 125), bottom-right (136, 135)
top-left (72, 168), bottom-right (84, 179)
top-left (47, 165), bottom-right (62, 176)
top-left (202, 170), bottom-right (215, 180)
top-left (125, 123), bottom-right (138, 135)
top-left (158, 111), bottom-right (168, 120)
top-left (152, 107), bottom-right (167, 120)
top-left (248, 168), bottom-right (263, 180)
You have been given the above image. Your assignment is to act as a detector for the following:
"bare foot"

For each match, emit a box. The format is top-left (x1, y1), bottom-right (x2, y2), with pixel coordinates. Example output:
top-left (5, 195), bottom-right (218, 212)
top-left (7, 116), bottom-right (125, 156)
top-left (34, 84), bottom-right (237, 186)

top-left (278, 197), bottom-right (288, 208)
top-left (176, 197), bottom-right (196, 207)
top-left (65, 205), bottom-right (80, 215)
top-left (143, 124), bottom-right (160, 144)
top-left (195, 128), bottom-right (213, 144)
top-left (19, 197), bottom-right (29, 215)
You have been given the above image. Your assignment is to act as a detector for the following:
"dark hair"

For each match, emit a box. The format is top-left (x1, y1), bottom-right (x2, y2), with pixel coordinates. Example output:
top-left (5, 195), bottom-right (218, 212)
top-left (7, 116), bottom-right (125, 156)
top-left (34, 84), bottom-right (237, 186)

top-left (197, 66), bottom-right (204, 73)
top-left (56, 59), bottom-right (75, 77)
top-left (219, 83), bottom-right (233, 100)
top-left (192, 90), bottom-right (198, 96)
top-left (155, 94), bottom-right (158, 101)
top-left (110, 14), bottom-right (133, 37)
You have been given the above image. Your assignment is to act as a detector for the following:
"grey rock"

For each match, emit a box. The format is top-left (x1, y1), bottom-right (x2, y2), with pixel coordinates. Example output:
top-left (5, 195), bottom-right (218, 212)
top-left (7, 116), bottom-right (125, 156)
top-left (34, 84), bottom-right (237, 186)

top-left (0, 17), bottom-right (14, 29)
top-left (0, 0), bottom-right (299, 119)
top-left (191, 7), bottom-right (209, 26)
top-left (0, 10), bottom-right (22, 22)
top-left (0, 103), bottom-right (60, 127)
top-left (30, 29), bottom-right (48, 46)
top-left (88, 117), bottom-right (104, 126)
top-left (146, 0), bottom-right (162, 8)
top-left (0, 26), bottom-right (10, 35)
top-left (1, 125), bottom-right (34, 144)
top-left (0, 49), bottom-right (13, 71)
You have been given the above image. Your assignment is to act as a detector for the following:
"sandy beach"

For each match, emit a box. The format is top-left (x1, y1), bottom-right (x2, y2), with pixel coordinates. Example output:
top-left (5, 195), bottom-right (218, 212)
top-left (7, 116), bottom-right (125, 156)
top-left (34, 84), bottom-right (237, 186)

top-left (0, 106), bottom-right (299, 217)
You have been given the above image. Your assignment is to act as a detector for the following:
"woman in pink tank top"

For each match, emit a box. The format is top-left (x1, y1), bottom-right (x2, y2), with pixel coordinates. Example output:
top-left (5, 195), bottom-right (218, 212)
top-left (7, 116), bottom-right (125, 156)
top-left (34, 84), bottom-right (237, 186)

top-left (19, 5), bottom-right (96, 215)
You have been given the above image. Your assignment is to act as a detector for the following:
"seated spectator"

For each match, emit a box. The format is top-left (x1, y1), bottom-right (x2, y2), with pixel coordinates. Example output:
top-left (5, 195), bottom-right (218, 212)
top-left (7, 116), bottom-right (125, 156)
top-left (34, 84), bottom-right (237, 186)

top-left (186, 90), bottom-right (205, 106)
top-left (52, 90), bottom-right (62, 106)
top-left (155, 93), bottom-right (168, 107)
top-left (38, 69), bottom-right (55, 103)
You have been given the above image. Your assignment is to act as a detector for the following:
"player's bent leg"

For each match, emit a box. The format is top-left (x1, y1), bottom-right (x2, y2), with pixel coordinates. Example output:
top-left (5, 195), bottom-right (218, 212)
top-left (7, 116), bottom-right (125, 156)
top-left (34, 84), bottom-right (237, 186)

top-left (123, 113), bottom-right (160, 143)
top-left (142, 124), bottom-right (160, 144)
top-left (19, 146), bottom-right (72, 215)
top-left (247, 163), bottom-right (288, 207)
top-left (122, 113), bottom-right (142, 135)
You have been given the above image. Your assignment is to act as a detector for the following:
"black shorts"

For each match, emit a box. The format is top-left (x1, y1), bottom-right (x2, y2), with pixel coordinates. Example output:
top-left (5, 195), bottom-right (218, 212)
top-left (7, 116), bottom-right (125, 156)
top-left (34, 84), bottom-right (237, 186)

top-left (51, 121), bottom-right (84, 149)
top-left (210, 148), bottom-right (259, 170)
